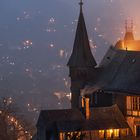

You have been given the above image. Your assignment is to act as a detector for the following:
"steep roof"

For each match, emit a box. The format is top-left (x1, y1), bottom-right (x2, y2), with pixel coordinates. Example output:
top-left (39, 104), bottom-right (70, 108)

top-left (67, 2), bottom-right (96, 67)
top-left (56, 105), bottom-right (128, 132)
top-left (37, 109), bottom-right (84, 130)
top-left (115, 28), bottom-right (140, 51)
top-left (124, 31), bottom-right (134, 40)
top-left (82, 46), bottom-right (140, 95)
top-left (90, 104), bottom-right (128, 129)
top-left (37, 105), bottom-right (129, 132)
top-left (103, 48), bottom-right (140, 94)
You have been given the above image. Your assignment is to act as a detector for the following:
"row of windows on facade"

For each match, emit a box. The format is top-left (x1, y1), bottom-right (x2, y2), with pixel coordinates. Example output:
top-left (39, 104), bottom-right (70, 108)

top-left (59, 128), bottom-right (129, 140)
top-left (127, 96), bottom-right (140, 116)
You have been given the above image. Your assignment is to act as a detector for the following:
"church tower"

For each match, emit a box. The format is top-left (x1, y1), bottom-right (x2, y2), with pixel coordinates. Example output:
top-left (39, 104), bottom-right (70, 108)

top-left (124, 20), bottom-right (134, 40)
top-left (67, 0), bottom-right (97, 109)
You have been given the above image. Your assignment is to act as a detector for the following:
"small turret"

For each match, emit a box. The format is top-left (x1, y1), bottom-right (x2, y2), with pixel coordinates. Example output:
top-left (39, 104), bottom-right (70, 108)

top-left (124, 20), bottom-right (134, 40)
top-left (115, 20), bottom-right (140, 51)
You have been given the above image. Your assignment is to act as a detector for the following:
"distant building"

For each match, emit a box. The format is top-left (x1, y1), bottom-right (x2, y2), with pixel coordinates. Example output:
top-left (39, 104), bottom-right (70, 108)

top-left (35, 0), bottom-right (140, 139)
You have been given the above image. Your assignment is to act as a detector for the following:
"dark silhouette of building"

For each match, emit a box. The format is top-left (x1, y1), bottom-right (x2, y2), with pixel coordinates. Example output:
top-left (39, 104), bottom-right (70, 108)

top-left (35, 0), bottom-right (140, 139)
top-left (80, 18), bottom-right (140, 138)
top-left (67, 0), bottom-right (96, 109)
top-left (36, 105), bottom-right (131, 140)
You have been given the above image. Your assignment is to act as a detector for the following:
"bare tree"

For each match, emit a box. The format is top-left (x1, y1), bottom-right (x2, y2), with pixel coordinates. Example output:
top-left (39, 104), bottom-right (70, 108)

top-left (0, 97), bottom-right (35, 140)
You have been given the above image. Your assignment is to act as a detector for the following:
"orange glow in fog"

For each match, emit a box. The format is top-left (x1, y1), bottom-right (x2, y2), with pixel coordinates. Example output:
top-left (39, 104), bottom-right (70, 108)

top-left (116, 40), bottom-right (140, 51)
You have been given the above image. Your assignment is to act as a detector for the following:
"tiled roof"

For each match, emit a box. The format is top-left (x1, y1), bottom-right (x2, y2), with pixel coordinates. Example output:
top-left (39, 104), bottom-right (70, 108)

top-left (90, 104), bottom-right (128, 129)
top-left (83, 46), bottom-right (140, 95)
top-left (37, 105), bottom-right (129, 131)
top-left (37, 109), bottom-right (84, 130)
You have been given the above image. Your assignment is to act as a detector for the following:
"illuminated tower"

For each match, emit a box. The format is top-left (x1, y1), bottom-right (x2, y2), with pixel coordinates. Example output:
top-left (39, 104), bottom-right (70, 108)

top-left (115, 20), bottom-right (140, 51)
top-left (124, 20), bottom-right (134, 40)
top-left (67, 0), bottom-right (97, 109)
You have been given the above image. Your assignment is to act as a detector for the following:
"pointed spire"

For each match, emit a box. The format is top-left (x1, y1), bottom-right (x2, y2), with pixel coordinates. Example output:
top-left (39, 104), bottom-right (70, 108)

top-left (67, 0), bottom-right (96, 67)
top-left (79, 0), bottom-right (83, 13)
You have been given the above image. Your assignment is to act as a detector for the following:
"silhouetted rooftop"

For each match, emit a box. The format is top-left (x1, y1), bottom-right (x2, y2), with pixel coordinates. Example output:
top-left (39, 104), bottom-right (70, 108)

top-left (37, 105), bottom-right (129, 131)
top-left (82, 46), bottom-right (140, 95)
top-left (67, 2), bottom-right (96, 67)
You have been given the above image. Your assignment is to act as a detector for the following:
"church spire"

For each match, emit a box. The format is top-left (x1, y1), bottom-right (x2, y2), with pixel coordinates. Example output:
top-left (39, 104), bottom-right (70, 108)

top-left (67, 0), bottom-right (96, 67)
top-left (79, 0), bottom-right (83, 13)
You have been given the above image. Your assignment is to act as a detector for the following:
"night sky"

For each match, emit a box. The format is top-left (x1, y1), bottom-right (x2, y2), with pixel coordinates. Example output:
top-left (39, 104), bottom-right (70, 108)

top-left (0, 0), bottom-right (140, 123)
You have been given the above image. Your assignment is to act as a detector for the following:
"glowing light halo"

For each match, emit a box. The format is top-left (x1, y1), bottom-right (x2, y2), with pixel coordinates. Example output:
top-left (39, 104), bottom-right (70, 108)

top-left (0, 111), bottom-right (32, 140)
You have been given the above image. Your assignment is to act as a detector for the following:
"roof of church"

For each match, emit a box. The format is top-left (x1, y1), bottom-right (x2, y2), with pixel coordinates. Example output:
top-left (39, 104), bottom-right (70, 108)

top-left (115, 40), bottom-right (140, 51)
top-left (82, 46), bottom-right (140, 95)
top-left (37, 109), bottom-right (84, 130)
top-left (57, 105), bottom-right (128, 132)
top-left (115, 29), bottom-right (140, 51)
top-left (81, 25), bottom-right (140, 95)
top-left (124, 31), bottom-right (134, 40)
top-left (124, 20), bottom-right (134, 41)
top-left (37, 105), bottom-right (129, 131)
top-left (102, 48), bottom-right (140, 94)
top-left (67, 2), bottom-right (96, 67)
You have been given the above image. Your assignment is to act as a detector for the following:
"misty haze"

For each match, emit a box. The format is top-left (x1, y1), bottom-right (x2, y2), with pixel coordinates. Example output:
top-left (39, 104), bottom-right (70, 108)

top-left (0, 0), bottom-right (140, 139)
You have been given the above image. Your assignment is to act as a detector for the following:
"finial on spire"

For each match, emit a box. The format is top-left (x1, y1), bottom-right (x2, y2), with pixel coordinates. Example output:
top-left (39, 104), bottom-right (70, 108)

top-left (131, 19), bottom-right (133, 31)
top-left (79, 0), bottom-right (83, 12)
top-left (125, 20), bottom-right (127, 32)
top-left (124, 19), bottom-right (134, 40)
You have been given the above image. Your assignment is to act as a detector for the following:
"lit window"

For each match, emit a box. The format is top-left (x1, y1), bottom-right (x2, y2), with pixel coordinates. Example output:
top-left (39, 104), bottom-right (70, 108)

top-left (132, 97), bottom-right (139, 110)
top-left (132, 111), bottom-right (138, 116)
top-left (64, 132), bottom-right (82, 140)
top-left (121, 129), bottom-right (127, 137)
top-left (99, 130), bottom-right (104, 138)
top-left (114, 129), bottom-right (119, 138)
top-left (106, 129), bottom-right (113, 138)
top-left (127, 96), bottom-right (140, 116)
top-left (59, 133), bottom-right (64, 140)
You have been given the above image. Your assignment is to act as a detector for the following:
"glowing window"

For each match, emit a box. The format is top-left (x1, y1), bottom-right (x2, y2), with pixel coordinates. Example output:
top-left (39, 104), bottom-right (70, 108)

top-left (64, 132), bottom-right (82, 140)
top-left (121, 129), bottom-right (127, 137)
top-left (127, 96), bottom-right (140, 116)
top-left (106, 129), bottom-right (113, 138)
top-left (132, 111), bottom-right (138, 116)
top-left (132, 97), bottom-right (140, 111)
top-left (114, 129), bottom-right (119, 137)
top-left (59, 133), bottom-right (64, 140)
top-left (99, 130), bottom-right (104, 138)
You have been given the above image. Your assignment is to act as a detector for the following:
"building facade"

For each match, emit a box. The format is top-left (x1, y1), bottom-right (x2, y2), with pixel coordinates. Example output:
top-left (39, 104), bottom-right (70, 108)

top-left (35, 1), bottom-right (140, 139)
top-left (78, 20), bottom-right (140, 137)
